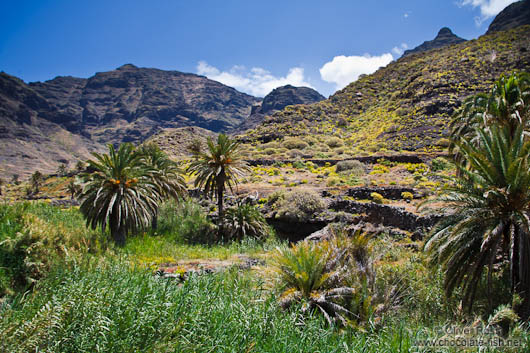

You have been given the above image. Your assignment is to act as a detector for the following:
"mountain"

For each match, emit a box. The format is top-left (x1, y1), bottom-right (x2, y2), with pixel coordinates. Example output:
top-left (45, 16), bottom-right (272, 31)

top-left (235, 85), bottom-right (325, 131)
top-left (29, 64), bottom-right (260, 144)
top-left (0, 72), bottom-right (105, 179)
top-left (0, 65), bottom-right (261, 178)
top-left (144, 126), bottom-right (217, 159)
top-left (487, 0), bottom-right (530, 34)
top-left (240, 25), bottom-right (530, 158)
top-left (402, 27), bottom-right (466, 57)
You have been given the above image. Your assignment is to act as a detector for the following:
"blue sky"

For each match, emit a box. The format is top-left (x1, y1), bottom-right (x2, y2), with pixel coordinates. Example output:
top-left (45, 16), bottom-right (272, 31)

top-left (0, 0), bottom-right (518, 97)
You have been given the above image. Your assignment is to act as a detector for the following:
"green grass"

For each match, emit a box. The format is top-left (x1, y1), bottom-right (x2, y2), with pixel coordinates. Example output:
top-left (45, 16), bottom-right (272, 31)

top-left (1, 201), bottom-right (529, 352)
top-left (0, 260), bottom-right (426, 353)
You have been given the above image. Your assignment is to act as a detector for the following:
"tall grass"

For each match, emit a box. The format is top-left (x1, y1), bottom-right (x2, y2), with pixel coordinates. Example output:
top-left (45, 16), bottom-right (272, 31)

top-left (0, 260), bottom-right (429, 353)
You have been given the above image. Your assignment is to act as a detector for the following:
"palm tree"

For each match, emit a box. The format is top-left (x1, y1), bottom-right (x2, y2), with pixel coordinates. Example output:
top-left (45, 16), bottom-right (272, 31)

top-left (65, 180), bottom-right (81, 200)
top-left (78, 143), bottom-right (160, 245)
top-left (138, 143), bottom-right (187, 230)
top-left (450, 72), bottom-right (530, 157)
top-left (30, 171), bottom-right (44, 195)
top-left (424, 125), bottom-right (530, 319)
top-left (187, 134), bottom-right (249, 232)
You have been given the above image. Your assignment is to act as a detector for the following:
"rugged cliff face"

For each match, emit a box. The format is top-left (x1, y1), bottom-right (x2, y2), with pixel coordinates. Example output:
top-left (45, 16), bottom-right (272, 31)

top-left (402, 27), bottom-right (467, 57)
top-left (486, 0), bottom-right (530, 34)
top-left (0, 64), bottom-right (260, 177)
top-left (29, 64), bottom-right (260, 143)
top-left (235, 85), bottom-right (325, 132)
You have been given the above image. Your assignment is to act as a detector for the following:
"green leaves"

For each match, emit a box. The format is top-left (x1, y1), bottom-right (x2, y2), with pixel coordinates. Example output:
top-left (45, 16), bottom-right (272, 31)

top-left (79, 143), bottom-right (186, 245)
top-left (426, 72), bottom-right (530, 316)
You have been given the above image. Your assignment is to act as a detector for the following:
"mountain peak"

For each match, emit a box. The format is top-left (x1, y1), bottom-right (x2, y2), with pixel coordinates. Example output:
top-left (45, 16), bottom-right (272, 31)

top-left (403, 27), bottom-right (466, 57)
top-left (487, 0), bottom-right (530, 34)
top-left (117, 63), bottom-right (138, 70)
top-left (437, 27), bottom-right (453, 36)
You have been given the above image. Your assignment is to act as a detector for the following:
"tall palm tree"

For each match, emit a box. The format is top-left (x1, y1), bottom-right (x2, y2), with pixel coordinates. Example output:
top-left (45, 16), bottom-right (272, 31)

top-left (78, 143), bottom-right (160, 245)
top-left (424, 125), bottom-right (530, 319)
top-left (65, 180), bottom-right (81, 200)
top-left (30, 171), bottom-right (44, 195)
top-left (138, 143), bottom-right (187, 230)
top-left (187, 134), bottom-right (249, 230)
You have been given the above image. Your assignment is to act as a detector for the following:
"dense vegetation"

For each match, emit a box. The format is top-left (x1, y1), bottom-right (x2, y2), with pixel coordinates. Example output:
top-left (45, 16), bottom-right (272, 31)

top-left (2, 43), bottom-right (530, 353)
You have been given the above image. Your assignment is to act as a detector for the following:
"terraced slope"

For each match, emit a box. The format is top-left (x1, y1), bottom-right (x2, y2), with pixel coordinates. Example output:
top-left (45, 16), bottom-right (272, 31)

top-left (240, 26), bottom-right (530, 157)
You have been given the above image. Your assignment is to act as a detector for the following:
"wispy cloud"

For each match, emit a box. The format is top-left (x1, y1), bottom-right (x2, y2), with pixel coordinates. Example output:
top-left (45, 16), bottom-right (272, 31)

top-left (319, 53), bottom-right (394, 90)
top-left (458, 0), bottom-right (518, 25)
top-left (196, 61), bottom-right (312, 97)
top-left (392, 43), bottom-right (409, 56)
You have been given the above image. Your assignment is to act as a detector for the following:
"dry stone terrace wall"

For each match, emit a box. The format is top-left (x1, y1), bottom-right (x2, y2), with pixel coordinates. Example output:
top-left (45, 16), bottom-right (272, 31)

top-left (330, 199), bottom-right (442, 232)
top-left (245, 153), bottom-right (444, 167)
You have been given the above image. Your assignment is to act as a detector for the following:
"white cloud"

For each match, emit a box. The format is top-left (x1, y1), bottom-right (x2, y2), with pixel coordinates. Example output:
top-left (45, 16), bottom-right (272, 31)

top-left (196, 61), bottom-right (313, 97)
top-left (392, 43), bottom-right (409, 56)
top-left (319, 53), bottom-right (394, 90)
top-left (459, 0), bottom-right (518, 25)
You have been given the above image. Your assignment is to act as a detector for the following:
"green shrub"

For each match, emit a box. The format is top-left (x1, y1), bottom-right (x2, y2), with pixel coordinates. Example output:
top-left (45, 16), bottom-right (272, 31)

top-left (326, 176), bottom-right (342, 186)
top-left (273, 190), bottom-right (325, 222)
top-left (324, 136), bottom-right (344, 148)
top-left (222, 204), bottom-right (270, 241)
top-left (157, 200), bottom-right (216, 244)
top-left (263, 148), bottom-right (279, 155)
top-left (271, 229), bottom-right (397, 327)
top-left (370, 192), bottom-right (385, 204)
top-left (336, 160), bottom-right (366, 175)
top-left (401, 192), bottom-right (414, 201)
top-left (282, 138), bottom-right (309, 150)
top-left (430, 157), bottom-right (452, 172)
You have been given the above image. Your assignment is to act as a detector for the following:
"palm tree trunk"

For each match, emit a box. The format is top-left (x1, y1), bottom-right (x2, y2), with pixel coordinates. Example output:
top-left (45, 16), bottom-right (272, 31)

top-left (110, 208), bottom-right (126, 246)
top-left (152, 212), bottom-right (158, 232)
top-left (513, 227), bottom-right (530, 321)
top-left (217, 174), bottom-right (225, 239)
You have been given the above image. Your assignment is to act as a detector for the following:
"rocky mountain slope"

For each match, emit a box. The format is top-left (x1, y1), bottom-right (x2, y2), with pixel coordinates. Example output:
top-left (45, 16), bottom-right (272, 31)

top-left (487, 0), bottom-right (530, 34)
top-left (0, 65), bottom-right (260, 177)
top-left (235, 85), bottom-right (325, 131)
top-left (29, 64), bottom-right (260, 144)
top-left (240, 25), bottom-right (530, 157)
top-left (403, 27), bottom-right (466, 57)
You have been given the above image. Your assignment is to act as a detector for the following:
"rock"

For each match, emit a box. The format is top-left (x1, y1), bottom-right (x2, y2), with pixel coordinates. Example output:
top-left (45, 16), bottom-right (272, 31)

top-left (345, 186), bottom-right (423, 200)
top-left (329, 199), bottom-right (443, 232)
top-left (487, 0), bottom-right (530, 34)
top-left (403, 27), bottom-right (467, 57)
top-left (235, 84), bottom-right (325, 132)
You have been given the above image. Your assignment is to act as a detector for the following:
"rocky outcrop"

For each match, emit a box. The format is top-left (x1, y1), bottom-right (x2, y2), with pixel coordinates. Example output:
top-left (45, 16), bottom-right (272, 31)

top-left (235, 85), bottom-right (325, 132)
top-left (30, 64), bottom-right (260, 144)
top-left (344, 186), bottom-right (423, 200)
top-left (487, 0), bottom-right (530, 34)
top-left (245, 154), bottom-right (433, 167)
top-left (0, 65), bottom-right (260, 177)
top-left (329, 199), bottom-right (442, 232)
top-left (403, 27), bottom-right (466, 57)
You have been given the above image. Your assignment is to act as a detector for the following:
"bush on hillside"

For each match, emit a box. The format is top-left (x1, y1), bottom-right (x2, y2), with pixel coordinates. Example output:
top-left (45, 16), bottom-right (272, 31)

top-left (272, 190), bottom-right (325, 222)
top-left (282, 138), bottom-right (309, 150)
top-left (157, 200), bottom-right (216, 244)
top-left (336, 160), bottom-right (366, 175)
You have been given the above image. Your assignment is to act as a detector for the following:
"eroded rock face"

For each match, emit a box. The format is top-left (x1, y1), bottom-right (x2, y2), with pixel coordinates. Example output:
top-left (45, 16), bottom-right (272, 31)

top-left (29, 64), bottom-right (260, 144)
top-left (235, 85), bottom-right (325, 132)
top-left (329, 199), bottom-right (442, 232)
top-left (0, 65), bottom-right (260, 177)
top-left (487, 0), bottom-right (530, 34)
top-left (403, 27), bottom-right (467, 57)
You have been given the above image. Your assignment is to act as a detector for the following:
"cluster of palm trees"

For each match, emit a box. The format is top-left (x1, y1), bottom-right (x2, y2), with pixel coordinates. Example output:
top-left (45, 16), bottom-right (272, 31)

top-left (425, 72), bottom-right (530, 320)
top-left (78, 134), bottom-right (248, 246)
